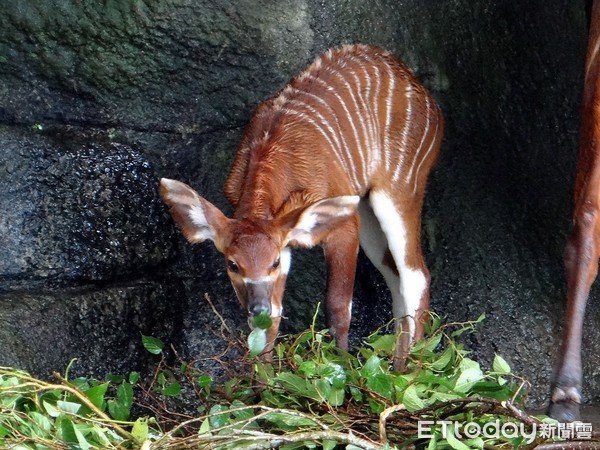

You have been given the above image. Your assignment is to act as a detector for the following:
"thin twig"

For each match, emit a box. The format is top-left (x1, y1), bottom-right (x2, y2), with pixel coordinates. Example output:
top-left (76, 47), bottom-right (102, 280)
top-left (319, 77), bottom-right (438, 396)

top-left (205, 292), bottom-right (234, 336)
top-left (379, 403), bottom-right (406, 442)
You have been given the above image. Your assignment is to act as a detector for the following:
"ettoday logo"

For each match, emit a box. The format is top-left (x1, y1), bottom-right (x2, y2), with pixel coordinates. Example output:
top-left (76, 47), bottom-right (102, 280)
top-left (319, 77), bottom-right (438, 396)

top-left (417, 420), bottom-right (593, 445)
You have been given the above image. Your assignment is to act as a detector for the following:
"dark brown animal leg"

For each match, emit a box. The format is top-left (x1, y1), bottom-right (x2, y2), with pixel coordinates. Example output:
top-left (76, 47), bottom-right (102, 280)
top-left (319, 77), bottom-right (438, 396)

top-left (549, 212), bottom-right (598, 421)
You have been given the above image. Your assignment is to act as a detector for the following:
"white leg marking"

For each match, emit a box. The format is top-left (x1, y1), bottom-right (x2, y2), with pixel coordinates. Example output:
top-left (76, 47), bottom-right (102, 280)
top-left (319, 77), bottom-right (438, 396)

top-left (369, 191), bottom-right (427, 340)
top-left (358, 199), bottom-right (402, 310)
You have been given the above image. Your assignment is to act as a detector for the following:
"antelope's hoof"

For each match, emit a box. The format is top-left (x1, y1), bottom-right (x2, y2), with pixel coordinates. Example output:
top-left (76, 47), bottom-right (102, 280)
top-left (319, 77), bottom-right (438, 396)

top-left (548, 386), bottom-right (581, 422)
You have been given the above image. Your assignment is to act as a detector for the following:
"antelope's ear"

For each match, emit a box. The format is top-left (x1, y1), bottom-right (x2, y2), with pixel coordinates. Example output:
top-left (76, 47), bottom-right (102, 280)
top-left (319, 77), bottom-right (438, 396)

top-left (279, 196), bottom-right (359, 247)
top-left (159, 178), bottom-right (231, 252)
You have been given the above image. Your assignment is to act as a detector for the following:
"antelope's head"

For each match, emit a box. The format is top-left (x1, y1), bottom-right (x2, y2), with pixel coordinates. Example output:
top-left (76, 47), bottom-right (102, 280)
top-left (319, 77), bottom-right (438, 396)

top-left (159, 178), bottom-right (358, 328)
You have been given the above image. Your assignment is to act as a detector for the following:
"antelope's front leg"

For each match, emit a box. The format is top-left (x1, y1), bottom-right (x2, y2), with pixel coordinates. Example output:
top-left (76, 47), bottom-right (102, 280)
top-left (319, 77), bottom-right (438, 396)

top-left (262, 272), bottom-right (287, 359)
top-left (322, 216), bottom-right (360, 350)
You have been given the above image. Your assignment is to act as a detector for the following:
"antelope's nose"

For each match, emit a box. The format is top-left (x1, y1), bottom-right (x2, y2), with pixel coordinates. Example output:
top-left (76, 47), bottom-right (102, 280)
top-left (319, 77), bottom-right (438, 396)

top-left (245, 279), bottom-right (272, 318)
top-left (250, 303), bottom-right (270, 317)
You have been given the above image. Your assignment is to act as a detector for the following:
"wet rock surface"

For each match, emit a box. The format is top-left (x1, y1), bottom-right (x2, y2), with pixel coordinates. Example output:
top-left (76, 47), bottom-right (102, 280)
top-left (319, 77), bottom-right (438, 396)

top-left (0, 0), bottom-right (597, 411)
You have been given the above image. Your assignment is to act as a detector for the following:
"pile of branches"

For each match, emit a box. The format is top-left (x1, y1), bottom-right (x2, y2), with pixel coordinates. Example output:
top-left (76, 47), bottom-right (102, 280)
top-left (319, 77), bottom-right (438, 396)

top-left (1, 298), bottom-right (598, 449)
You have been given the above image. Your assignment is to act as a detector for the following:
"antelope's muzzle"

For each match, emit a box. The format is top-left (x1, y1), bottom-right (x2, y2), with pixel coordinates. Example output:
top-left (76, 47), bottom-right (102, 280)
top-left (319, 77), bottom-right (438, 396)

top-left (245, 278), bottom-right (272, 319)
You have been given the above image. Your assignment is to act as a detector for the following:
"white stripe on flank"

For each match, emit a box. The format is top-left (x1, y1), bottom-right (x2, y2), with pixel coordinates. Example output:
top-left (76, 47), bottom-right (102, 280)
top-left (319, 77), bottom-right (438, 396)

top-left (349, 55), bottom-right (379, 178)
top-left (381, 59), bottom-right (397, 173)
top-left (286, 98), bottom-right (347, 170)
top-left (348, 67), bottom-right (372, 179)
top-left (280, 107), bottom-right (360, 186)
top-left (304, 74), bottom-right (363, 190)
top-left (289, 87), bottom-right (356, 175)
top-left (324, 66), bottom-right (369, 187)
top-left (399, 95), bottom-right (430, 184)
top-left (369, 191), bottom-right (427, 341)
top-left (396, 85), bottom-right (415, 180)
top-left (360, 53), bottom-right (383, 174)
top-left (411, 114), bottom-right (439, 194)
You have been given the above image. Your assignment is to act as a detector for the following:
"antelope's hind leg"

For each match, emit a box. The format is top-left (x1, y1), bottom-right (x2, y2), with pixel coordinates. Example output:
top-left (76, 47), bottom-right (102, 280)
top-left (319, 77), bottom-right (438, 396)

top-left (365, 191), bottom-right (430, 371)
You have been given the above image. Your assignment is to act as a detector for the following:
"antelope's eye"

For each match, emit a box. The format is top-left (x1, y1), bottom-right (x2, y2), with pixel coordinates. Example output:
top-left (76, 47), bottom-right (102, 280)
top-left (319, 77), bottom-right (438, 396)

top-left (272, 257), bottom-right (280, 270)
top-left (227, 260), bottom-right (239, 273)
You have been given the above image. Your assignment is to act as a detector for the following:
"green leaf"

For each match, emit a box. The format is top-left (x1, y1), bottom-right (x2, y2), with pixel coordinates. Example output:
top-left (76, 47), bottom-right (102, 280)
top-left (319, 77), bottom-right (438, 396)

top-left (368, 334), bottom-right (397, 354)
top-left (198, 418), bottom-right (211, 436)
top-left (142, 335), bottom-right (165, 354)
top-left (454, 368), bottom-right (484, 393)
top-left (327, 387), bottom-right (345, 406)
top-left (107, 399), bottom-right (130, 421)
top-left (248, 329), bottom-right (267, 357)
top-left (131, 417), bottom-right (149, 443)
top-left (230, 400), bottom-right (254, 420)
top-left (298, 360), bottom-right (318, 377)
top-left (402, 384), bottom-right (425, 412)
top-left (73, 423), bottom-right (92, 450)
top-left (320, 362), bottom-right (347, 389)
top-left (71, 377), bottom-right (91, 391)
top-left (263, 411), bottom-right (316, 430)
top-left (59, 416), bottom-right (78, 443)
top-left (492, 354), bottom-right (511, 374)
top-left (423, 332), bottom-right (444, 353)
top-left (161, 382), bottom-right (182, 397)
top-left (28, 411), bottom-right (52, 434)
top-left (367, 373), bottom-right (394, 400)
top-left (42, 400), bottom-right (61, 418)
top-left (57, 400), bottom-right (81, 415)
top-left (252, 312), bottom-right (273, 330)
top-left (128, 371), bottom-right (140, 384)
top-left (209, 404), bottom-right (231, 428)
top-left (85, 382), bottom-right (109, 410)
top-left (323, 440), bottom-right (337, 450)
top-left (89, 424), bottom-right (113, 448)
top-left (430, 346), bottom-right (454, 371)
top-left (196, 375), bottom-right (212, 388)
top-left (454, 358), bottom-right (484, 393)
top-left (117, 382), bottom-right (134, 407)
top-left (430, 391), bottom-right (463, 402)
top-left (276, 373), bottom-right (321, 402)
top-left (445, 424), bottom-right (471, 450)
top-left (361, 354), bottom-right (382, 377)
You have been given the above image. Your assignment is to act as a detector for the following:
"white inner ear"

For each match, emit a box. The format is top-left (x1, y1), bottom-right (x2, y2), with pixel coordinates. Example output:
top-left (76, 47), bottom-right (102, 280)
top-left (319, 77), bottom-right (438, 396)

top-left (188, 205), bottom-right (216, 242)
top-left (287, 195), bottom-right (359, 247)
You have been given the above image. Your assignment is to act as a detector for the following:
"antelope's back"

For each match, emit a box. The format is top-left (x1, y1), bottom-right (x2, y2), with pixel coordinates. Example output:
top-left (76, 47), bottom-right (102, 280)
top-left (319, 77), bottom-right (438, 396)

top-left (226, 44), bottom-right (443, 205)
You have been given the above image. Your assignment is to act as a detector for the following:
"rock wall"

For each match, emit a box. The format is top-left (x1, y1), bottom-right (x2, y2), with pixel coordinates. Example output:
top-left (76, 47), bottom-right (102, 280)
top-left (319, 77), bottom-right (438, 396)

top-left (0, 0), bottom-right (597, 408)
